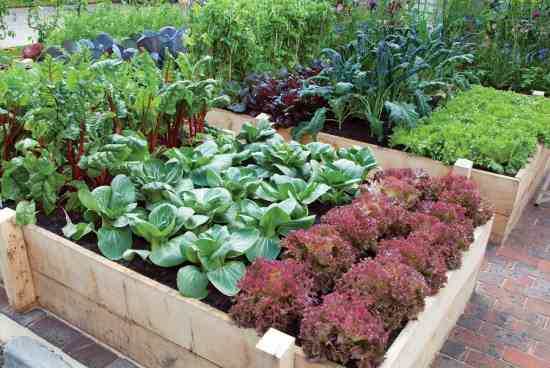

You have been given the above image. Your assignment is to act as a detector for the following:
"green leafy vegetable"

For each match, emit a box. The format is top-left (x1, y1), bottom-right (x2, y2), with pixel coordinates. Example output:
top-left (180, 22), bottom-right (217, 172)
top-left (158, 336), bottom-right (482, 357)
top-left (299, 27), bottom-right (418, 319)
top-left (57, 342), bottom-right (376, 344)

top-left (77, 174), bottom-right (137, 260)
top-left (177, 225), bottom-right (259, 298)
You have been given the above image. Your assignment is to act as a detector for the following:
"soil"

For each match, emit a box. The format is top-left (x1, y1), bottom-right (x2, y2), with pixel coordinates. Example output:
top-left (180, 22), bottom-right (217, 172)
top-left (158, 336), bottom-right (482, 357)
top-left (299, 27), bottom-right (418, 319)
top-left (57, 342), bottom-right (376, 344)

top-left (321, 118), bottom-right (394, 148)
top-left (307, 201), bottom-right (334, 220)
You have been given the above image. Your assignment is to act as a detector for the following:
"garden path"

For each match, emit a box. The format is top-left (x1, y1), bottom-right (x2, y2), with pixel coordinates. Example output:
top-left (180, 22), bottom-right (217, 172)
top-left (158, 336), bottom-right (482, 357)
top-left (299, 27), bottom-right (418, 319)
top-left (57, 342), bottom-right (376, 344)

top-left (0, 5), bottom-right (95, 48)
top-left (434, 184), bottom-right (550, 368)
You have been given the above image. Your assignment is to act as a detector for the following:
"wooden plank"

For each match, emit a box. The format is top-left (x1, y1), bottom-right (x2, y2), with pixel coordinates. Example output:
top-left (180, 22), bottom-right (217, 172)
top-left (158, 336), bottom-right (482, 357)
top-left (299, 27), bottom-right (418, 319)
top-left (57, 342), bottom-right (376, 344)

top-left (33, 272), bottom-right (219, 368)
top-left (206, 108), bottom-right (259, 132)
top-left (0, 208), bottom-right (36, 312)
top-left (24, 224), bottom-right (265, 368)
top-left (23, 196), bottom-right (493, 368)
top-left (256, 328), bottom-right (296, 368)
top-left (502, 145), bottom-right (550, 242)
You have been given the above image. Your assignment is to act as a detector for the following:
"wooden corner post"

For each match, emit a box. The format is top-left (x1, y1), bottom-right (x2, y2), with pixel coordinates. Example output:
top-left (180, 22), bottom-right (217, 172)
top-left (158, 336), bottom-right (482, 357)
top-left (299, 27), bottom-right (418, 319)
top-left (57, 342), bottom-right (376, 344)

top-left (0, 208), bottom-right (37, 312)
top-left (256, 328), bottom-right (296, 368)
top-left (453, 159), bottom-right (473, 179)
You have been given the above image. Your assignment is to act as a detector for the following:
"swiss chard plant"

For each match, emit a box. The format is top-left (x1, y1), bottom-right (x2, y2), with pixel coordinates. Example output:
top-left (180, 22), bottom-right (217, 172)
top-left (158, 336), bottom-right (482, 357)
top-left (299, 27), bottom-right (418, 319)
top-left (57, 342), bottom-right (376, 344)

top-left (1, 142), bottom-right (65, 224)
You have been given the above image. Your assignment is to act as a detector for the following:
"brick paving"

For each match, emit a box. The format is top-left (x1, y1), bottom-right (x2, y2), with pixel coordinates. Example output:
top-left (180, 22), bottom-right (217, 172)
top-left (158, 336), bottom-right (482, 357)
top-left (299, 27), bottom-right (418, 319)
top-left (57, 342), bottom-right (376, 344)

top-left (0, 287), bottom-right (138, 368)
top-left (433, 194), bottom-right (550, 368)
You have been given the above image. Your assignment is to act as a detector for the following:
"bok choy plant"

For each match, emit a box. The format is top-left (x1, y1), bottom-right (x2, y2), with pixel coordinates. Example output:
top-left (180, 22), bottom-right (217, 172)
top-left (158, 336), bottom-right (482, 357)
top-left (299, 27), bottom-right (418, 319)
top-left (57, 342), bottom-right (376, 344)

top-left (124, 203), bottom-right (209, 267)
top-left (177, 225), bottom-right (260, 298)
top-left (231, 198), bottom-right (315, 262)
top-left (77, 175), bottom-right (138, 260)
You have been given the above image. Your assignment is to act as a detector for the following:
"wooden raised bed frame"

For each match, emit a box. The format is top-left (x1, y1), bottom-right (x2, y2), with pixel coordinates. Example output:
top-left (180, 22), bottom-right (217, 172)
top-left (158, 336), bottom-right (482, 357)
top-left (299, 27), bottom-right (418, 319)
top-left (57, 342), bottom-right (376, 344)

top-left (205, 108), bottom-right (550, 244)
top-left (0, 162), bottom-right (494, 368)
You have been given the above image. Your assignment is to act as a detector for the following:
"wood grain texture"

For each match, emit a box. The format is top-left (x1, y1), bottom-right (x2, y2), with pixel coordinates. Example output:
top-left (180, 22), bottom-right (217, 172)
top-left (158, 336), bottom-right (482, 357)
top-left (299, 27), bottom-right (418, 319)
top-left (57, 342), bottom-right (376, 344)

top-left (23, 224), bottom-right (268, 368)
top-left (0, 208), bottom-right (36, 311)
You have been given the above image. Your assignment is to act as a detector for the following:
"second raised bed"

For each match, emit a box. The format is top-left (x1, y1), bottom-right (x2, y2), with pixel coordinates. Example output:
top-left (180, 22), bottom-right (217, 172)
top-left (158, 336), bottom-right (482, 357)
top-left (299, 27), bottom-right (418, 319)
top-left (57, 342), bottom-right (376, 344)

top-left (205, 108), bottom-right (549, 244)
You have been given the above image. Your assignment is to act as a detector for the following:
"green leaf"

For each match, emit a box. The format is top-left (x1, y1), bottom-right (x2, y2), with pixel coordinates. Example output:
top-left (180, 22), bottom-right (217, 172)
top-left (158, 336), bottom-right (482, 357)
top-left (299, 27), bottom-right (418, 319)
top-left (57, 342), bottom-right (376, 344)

top-left (245, 237), bottom-right (280, 262)
top-left (15, 201), bottom-right (36, 226)
top-left (385, 101), bottom-right (419, 129)
top-left (15, 138), bottom-right (39, 153)
top-left (255, 182), bottom-right (282, 202)
top-left (259, 206), bottom-right (291, 238)
top-left (301, 182), bottom-right (331, 204)
top-left (78, 188), bottom-right (100, 213)
top-left (229, 228), bottom-right (260, 253)
top-left (129, 216), bottom-right (163, 242)
top-left (178, 231), bottom-right (198, 260)
top-left (62, 211), bottom-right (94, 240)
top-left (148, 203), bottom-right (177, 236)
top-left (110, 175), bottom-right (136, 211)
top-left (91, 186), bottom-right (113, 214)
top-left (205, 169), bottom-right (223, 187)
top-left (207, 261), bottom-right (246, 296)
top-left (177, 265), bottom-right (209, 299)
top-left (97, 227), bottom-right (132, 261)
top-left (122, 249), bottom-right (151, 262)
top-left (292, 107), bottom-right (326, 142)
top-left (278, 215), bottom-right (316, 236)
top-left (183, 214), bottom-right (210, 230)
top-left (150, 234), bottom-right (189, 267)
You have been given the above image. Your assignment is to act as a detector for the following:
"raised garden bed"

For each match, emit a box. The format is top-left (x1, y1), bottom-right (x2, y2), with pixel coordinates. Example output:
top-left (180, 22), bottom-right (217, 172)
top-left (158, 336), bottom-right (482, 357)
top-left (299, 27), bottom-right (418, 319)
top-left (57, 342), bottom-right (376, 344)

top-left (0, 205), bottom-right (493, 368)
top-left (206, 108), bottom-right (549, 244)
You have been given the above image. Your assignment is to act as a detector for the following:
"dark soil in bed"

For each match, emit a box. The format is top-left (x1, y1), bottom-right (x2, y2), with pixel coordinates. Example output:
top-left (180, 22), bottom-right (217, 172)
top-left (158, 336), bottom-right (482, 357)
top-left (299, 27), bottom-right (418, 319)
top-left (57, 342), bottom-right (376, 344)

top-left (320, 118), bottom-right (394, 148)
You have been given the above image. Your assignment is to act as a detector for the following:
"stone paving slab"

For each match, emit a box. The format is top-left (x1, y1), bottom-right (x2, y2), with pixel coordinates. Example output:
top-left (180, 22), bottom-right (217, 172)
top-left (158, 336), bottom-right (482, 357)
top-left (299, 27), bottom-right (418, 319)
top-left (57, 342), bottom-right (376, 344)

top-left (0, 287), bottom-right (140, 368)
top-left (4, 336), bottom-right (76, 368)
top-left (105, 359), bottom-right (140, 368)
top-left (433, 185), bottom-right (550, 368)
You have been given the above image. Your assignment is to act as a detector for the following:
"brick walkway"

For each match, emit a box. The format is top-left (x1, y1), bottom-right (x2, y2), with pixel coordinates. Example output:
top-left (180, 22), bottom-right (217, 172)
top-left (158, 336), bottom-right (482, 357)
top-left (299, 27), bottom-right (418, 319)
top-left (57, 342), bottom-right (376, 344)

top-left (433, 195), bottom-right (550, 368)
